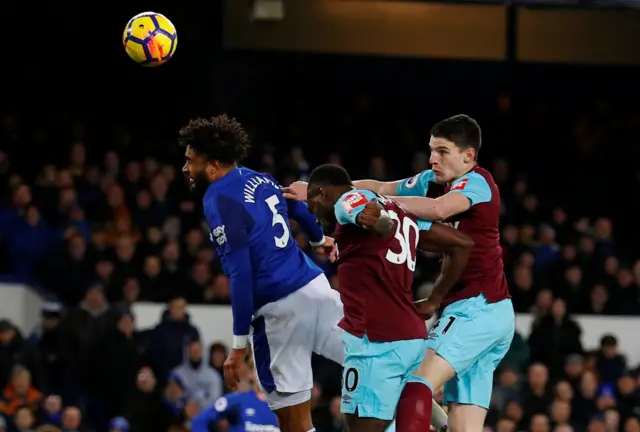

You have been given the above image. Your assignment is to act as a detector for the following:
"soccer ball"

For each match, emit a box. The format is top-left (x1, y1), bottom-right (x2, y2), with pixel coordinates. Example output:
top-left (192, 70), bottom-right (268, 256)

top-left (123, 12), bottom-right (178, 67)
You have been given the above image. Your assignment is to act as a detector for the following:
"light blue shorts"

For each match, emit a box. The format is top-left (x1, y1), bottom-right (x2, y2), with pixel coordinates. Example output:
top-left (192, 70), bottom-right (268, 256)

top-left (340, 332), bottom-right (428, 420)
top-left (426, 294), bottom-right (515, 409)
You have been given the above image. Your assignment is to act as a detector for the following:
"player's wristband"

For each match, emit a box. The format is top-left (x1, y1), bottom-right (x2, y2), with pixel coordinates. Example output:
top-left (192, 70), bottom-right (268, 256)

top-left (309, 235), bottom-right (326, 247)
top-left (233, 335), bottom-right (248, 350)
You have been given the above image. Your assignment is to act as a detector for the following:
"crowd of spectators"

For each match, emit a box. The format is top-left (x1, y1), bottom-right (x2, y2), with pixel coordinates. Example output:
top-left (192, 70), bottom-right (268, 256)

top-left (1, 56), bottom-right (640, 432)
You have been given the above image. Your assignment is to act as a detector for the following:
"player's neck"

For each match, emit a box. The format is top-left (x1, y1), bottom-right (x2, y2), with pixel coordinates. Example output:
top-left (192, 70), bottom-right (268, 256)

top-left (210, 164), bottom-right (239, 182)
top-left (333, 185), bottom-right (354, 201)
top-left (451, 162), bottom-right (477, 182)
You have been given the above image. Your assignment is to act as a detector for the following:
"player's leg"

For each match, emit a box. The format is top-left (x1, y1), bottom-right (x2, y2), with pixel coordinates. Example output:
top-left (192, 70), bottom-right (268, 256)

top-left (395, 348), bottom-right (454, 431)
top-left (446, 402), bottom-right (488, 432)
top-left (441, 297), bottom-right (515, 432)
top-left (341, 334), bottom-right (426, 432)
top-left (346, 412), bottom-right (391, 432)
top-left (250, 287), bottom-right (321, 432)
top-left (394, 334), bottom-right (450, 432)
top-left (273, 400), bottom-right (314, 432)
top-left (385, 402), bottom-right (449, 432)
top-left (396, 294), bottom-right (503, 431)
top-left (308, 274), bottom-right (345, 365)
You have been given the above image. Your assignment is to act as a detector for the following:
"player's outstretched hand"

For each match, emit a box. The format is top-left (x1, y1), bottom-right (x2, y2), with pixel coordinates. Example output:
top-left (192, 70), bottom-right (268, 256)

top-left (223, 348), bottom-right (246, 390)
top-left (314, 236), bottom-right (338, 263)
top-left (281, 181), bottom-right (308, 201)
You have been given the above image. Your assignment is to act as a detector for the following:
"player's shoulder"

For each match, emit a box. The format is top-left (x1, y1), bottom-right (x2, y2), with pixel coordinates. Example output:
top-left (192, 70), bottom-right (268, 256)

top-left (214, 395), bottom-right (232, 412)
top-left (215, 390), bottom-right (250, 408)
top-left (336, 189), bottom-right (376, 215)
top-left (471, 166), bottom-right (497, 185)
top-left (237, 167), bottom-right (282, 205)
top-left (451, 167), bottom-right (494, 190)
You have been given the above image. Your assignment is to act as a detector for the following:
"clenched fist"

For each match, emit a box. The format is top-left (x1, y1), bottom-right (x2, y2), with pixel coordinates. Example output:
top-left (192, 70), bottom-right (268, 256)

top-left (357, 200), bottom-right (383, 230)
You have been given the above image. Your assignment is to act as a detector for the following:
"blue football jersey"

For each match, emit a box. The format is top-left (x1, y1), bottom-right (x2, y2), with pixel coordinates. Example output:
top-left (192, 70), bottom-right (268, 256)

top-left (191, 390), bottom-right (280, 432)
top-left (203, 167), bottom-right (323, 337)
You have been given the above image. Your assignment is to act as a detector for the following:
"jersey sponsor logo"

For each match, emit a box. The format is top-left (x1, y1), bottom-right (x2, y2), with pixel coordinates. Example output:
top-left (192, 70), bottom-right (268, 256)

top-left (244, 422), bottom-right (280, 432)
top-left (341, 193), bottom-right (369, 214)
top-left (214, 397), bottom-right (228, 412)
top-left (450, 178), bottom-right (468, 191)
top-left (210, 225), bottom-right (227, 246)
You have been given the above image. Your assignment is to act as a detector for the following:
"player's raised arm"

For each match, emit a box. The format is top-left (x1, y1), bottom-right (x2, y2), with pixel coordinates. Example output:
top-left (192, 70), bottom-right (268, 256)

top-left (283, 178), bottom-right (406, 201)
top-left (209, 194), bottom-right (255, 388)
top-left (415, 222), bottom-right (473, 318)
top-left (286, 198), bottom-right (325, 246)
top-left (335, 190), bottom-right (394, 237)
top-left (393, 170), bottom-right (492, 221)
top-left (351, 179), bottom-right (404, 196)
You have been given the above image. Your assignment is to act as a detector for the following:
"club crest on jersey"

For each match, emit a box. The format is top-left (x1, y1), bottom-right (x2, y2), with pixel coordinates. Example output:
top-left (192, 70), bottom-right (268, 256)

top-left (210, 225), bottom-right (227, 246)
top-left (451, 178), bottom-right (468, 191)
top-left (341, 193), bottom-right (368, 214)
top-left (214, 397), bottom-right (228, 412)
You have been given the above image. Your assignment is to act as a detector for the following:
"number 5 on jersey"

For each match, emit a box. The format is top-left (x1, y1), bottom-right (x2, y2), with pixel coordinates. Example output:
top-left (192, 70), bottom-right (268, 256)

top-left (266, 194), bottom-right (291, 248)
top-left (385, 210), bottom-right (419, 271)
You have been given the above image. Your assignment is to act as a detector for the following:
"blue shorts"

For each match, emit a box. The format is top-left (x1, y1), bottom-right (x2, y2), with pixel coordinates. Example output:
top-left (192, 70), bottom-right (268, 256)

top-left (426, 294), bottom-right (515, 409)
top-left (340, 332), bottom-right (428, 420)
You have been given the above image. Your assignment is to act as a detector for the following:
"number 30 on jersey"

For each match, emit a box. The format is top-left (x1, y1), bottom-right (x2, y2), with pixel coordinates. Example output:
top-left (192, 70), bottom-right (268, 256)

top-left (385, 210), bottom-right (419, 271)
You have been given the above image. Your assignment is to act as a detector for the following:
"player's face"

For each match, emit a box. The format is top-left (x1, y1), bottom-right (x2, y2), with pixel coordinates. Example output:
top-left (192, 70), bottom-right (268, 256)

top-left (307, 187), bottom-right (337, 232)
top-left (183, 146), bottom-right (211, 191)
top-left (429, 136), bottom-right (474, 183)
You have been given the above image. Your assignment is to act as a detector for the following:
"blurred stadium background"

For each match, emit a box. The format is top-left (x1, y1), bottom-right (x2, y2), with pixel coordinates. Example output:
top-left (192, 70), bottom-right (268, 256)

top-left (1, 0), bottom-right (640, 431)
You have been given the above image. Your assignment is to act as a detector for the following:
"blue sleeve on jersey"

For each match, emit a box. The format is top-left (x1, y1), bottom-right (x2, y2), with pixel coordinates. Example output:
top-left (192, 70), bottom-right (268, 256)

top-left (287, 199), bottom-right (324, 244)
top-left (396, 170), bottom-right (435, 197)
top-left (191, 395), bottom-right (238, 432)
top-left (217, 195), bottom-right (255, 336)
top-left (417, 219), bottom-right (432, 231)
top-left (334, 189), bottom-right (378, 225)
top-left (449, 171), bottom-right (492, 206)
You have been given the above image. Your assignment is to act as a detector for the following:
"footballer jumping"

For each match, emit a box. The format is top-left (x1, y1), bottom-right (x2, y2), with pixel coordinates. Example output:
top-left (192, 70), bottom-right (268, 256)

top-left (181, 115), bottom-right (343, 432)
top-left (285, 115), bottom-right (515, 431)
top-left (305, 164), bottom-right (473, 432)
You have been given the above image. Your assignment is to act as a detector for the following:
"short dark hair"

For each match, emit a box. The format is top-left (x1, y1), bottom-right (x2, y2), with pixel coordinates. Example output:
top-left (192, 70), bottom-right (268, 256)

top-left (431, 114), bottom-right (482, 157)
top-left (600, 334), bottom-right (617, 347)
top-left (179, 114), bottom-right (251, 165)
top-left (308, 164), bottom-right (353, 188)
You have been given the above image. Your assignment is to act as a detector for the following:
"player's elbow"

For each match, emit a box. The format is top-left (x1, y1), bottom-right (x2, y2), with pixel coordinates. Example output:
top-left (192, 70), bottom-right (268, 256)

top-left (457, 234), bottom-right (474, 250)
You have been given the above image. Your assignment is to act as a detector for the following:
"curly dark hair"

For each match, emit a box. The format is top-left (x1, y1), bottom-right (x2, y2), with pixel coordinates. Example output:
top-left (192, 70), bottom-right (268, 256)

top-left (178, 114), bottom-right (251, 165)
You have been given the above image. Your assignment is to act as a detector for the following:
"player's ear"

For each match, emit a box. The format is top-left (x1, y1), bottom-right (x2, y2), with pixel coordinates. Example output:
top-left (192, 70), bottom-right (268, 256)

top-left (205, 160), bottom-right (220, 179)
top-left (463, 147), bottom-right (475, 163)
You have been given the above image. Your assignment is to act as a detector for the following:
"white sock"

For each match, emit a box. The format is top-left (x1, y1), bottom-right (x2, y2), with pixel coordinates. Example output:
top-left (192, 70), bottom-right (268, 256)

top-left (307, 429), bottom-right (316, 432)
top-left (432, 399), bottom-right (449, 429)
